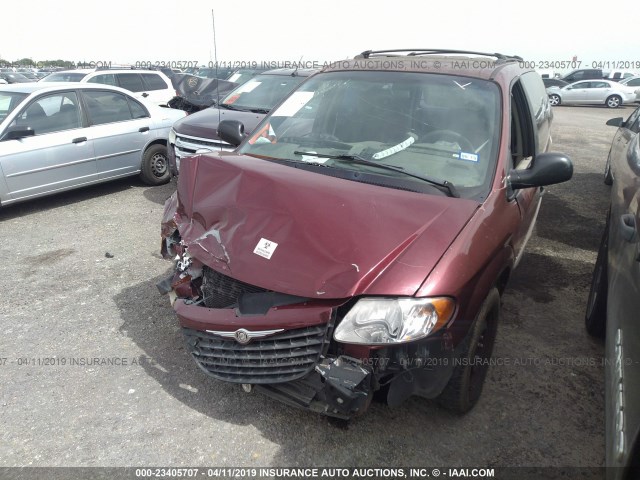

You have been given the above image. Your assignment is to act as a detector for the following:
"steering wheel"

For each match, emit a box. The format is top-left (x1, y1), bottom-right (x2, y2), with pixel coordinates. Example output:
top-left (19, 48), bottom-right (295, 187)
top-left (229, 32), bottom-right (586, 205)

top-left (421, 130), bottom-right (475, 153)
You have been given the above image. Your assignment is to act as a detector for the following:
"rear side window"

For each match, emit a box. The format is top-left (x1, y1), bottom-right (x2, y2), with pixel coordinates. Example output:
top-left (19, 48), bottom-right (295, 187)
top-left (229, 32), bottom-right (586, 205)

top-left (141, 73), bottom-right (168, 91)
top-left (88, 74), bottom-right (118, 87)
top-left (128, 98), bottom-right (149, 119)
top-left (83, 90), bottom-right (135, 125)
top-left (116, 74), bottom-right (145, 92)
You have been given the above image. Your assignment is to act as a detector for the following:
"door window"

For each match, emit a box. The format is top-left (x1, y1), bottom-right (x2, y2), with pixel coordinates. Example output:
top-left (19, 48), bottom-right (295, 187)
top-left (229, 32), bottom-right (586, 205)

top-left (116, 74), bottom-right (145, 92)
top-left (88, 74), bottom-right (118, 87)
top-left (83, 90), bottom-right (135, 125)
top-left (140, 73), bottom-right (168, 91)
top-left (572, 81), bottom-right (591, 89)
top-left (11, 92), bottom-right (81, 135)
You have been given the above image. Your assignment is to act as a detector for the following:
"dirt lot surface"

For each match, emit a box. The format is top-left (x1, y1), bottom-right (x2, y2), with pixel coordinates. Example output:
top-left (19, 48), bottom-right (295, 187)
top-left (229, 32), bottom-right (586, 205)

top-left (0, 106), bottom-right (626, 471)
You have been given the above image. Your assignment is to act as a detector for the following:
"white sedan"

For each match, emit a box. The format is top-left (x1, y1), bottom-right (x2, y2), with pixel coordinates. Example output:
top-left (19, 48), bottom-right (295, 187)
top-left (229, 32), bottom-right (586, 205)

top-left (0, 83), bottom-right (185, 206)
top-left (547, 79), bottom-right (638, 108)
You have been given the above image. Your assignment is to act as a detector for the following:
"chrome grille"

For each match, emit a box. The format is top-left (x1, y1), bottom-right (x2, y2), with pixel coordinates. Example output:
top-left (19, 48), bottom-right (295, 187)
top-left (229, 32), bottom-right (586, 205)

top-left (183, 324), bottom-right (331, 383)
top-left (174, 132), bottom-right (233, 162)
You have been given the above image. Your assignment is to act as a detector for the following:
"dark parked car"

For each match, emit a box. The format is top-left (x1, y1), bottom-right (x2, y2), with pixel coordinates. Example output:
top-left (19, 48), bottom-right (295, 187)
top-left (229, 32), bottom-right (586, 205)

top-left (167, 68), bottom-right (316, 174)
top-left (586, 106), bottom-right (640, 479)
top-left (0, 72), bottom-right (35, 84)
top-left (562, 68), bottom-right (605, 83)
top-left (167, 68), bottom-right (270, 114)
top-left (159, 49), bottom-right (573, 419)
top-left (543, 78), bottom-right (569, 88)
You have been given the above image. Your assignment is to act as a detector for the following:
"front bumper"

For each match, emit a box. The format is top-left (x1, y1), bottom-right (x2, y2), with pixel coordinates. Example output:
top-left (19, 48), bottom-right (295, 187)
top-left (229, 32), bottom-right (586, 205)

top-left (160, 225), bottom-right (457, 418)
top-left (174, 299), bottom-right (455, 419)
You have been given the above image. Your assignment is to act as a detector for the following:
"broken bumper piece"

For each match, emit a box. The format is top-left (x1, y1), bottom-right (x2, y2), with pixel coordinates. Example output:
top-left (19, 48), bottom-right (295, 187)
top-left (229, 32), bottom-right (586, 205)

top-left (255, 356), bottom-right (372, 420)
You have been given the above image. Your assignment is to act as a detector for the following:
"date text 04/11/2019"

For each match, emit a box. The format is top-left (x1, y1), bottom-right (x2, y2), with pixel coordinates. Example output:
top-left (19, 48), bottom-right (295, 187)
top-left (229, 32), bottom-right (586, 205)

top-left (12, 357), bottom-right (140, 366)
top-left (133, 467), bottom-right (497, 478)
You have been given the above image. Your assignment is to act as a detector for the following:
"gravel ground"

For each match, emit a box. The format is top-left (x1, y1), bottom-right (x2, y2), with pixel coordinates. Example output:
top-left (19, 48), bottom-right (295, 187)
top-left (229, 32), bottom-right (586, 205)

top-left (0, 105), bottom-right (626, 471)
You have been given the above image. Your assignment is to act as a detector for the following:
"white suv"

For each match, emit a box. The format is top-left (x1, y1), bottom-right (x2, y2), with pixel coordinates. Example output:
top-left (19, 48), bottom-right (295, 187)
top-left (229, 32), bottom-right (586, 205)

top-left (40, 69), bottom-right (175, 106)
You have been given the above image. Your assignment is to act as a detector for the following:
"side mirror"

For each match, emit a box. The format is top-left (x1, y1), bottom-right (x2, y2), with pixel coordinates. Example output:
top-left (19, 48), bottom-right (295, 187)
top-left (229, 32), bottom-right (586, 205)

top-left (509, 152), bottom-right (573, 189)
top-left (218, 120), bottom-right (245, 147)
top-left (606, 117), bottom-right (624, 127)
top-left (3, 126), bottom-right (35, 141)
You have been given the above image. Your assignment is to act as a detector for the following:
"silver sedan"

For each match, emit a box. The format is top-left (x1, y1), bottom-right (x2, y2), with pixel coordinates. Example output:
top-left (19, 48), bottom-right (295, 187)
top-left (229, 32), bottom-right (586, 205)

top-left (0, 83), bottom-right (185, 206)
top-left (547, 79), bottom-right (639, 108)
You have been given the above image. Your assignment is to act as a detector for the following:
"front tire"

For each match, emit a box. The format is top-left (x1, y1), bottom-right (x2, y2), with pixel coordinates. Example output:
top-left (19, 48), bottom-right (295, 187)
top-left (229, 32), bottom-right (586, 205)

top-left (585, 215), bottom-right (608, 338)
top-left (140, 144), bottom-right (170, 186)
top-left (438, 288), bottom-right (500, 413)
top-left (549, 94), bottom-right (561, 106)
top-left (606, 95), bottom-right (622, 108)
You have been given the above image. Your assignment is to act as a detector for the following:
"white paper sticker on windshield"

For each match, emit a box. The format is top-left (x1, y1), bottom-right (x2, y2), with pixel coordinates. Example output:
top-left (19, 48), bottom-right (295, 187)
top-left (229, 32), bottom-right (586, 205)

top-left (236, 81), bottom-right (261, 93)
top-left (253, 238), bottom-right (278, 259)
top-left (272, 91), bottom-right (314, 117)
top-left (228, 73), bottom-right (241, 82)
top-left (298, 152), bottom-right (329, 164)
top-left (458, 151), bottom-right (479, 162)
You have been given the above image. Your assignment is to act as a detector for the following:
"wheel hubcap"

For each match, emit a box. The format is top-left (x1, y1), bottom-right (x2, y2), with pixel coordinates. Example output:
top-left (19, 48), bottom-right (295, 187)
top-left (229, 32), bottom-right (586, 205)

top-left (150, 153), bottom-right (167, 177)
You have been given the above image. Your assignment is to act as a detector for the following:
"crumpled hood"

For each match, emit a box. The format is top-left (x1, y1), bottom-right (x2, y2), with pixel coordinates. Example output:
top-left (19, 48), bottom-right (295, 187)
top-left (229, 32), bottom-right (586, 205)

top-left (169, 154), bottom-right (480, 299)
top-left (172, 107), bottom-right (265, 140)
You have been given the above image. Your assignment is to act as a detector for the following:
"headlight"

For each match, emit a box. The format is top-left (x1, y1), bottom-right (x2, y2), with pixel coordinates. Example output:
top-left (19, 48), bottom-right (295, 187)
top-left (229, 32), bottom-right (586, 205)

top-left (169, 128), bottom-right (176, 145)
top-left (334, 297), bottom-right (455, 345)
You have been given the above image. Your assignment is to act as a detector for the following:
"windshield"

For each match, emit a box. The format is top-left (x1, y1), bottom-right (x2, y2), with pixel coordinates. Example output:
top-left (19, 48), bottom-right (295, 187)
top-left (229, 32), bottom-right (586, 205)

top-left (226, 69), bottom-right (267, 86)
top-left (221, 74), bottom-right (308, 111)
top-left (239, 70), bottom-right (501, 199)
top-left (0, 92), bottom-right (28, 122)
top-left (41, 72), bottom-right (86, 82)
top-left (2, 73), bottom-right (31, 83)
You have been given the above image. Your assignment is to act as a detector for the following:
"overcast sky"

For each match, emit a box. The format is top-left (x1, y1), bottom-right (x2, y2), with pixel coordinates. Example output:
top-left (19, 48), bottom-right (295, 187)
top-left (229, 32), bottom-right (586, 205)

top-left (2, 0), bottom-right (639, 71)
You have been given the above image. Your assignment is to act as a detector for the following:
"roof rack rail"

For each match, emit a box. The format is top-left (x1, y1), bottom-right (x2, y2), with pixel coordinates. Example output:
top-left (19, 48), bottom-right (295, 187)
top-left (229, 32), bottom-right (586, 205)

top-left (95, 64), bottom-right (139, 71)
top-left (357, 49), bottom-right (523, 63)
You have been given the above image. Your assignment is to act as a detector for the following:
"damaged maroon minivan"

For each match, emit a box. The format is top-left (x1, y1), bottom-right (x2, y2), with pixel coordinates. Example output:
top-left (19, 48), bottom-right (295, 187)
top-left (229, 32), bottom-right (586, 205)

top-left (159, 49), bottom-right (573, 419)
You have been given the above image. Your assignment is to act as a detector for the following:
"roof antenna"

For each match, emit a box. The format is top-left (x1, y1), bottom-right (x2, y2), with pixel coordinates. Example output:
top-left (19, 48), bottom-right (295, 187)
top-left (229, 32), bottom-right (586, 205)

top-left (292, 55), bottom-right (302, 76)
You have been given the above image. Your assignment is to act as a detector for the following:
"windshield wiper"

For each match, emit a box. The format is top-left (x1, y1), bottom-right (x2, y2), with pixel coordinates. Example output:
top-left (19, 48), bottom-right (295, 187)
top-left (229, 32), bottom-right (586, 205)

top-left (219, 104), bottom-right (268, 114)
top-left (218, 103), bottom-right (250, 112)
top-left (292, 152), bottom-right (459, 197)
